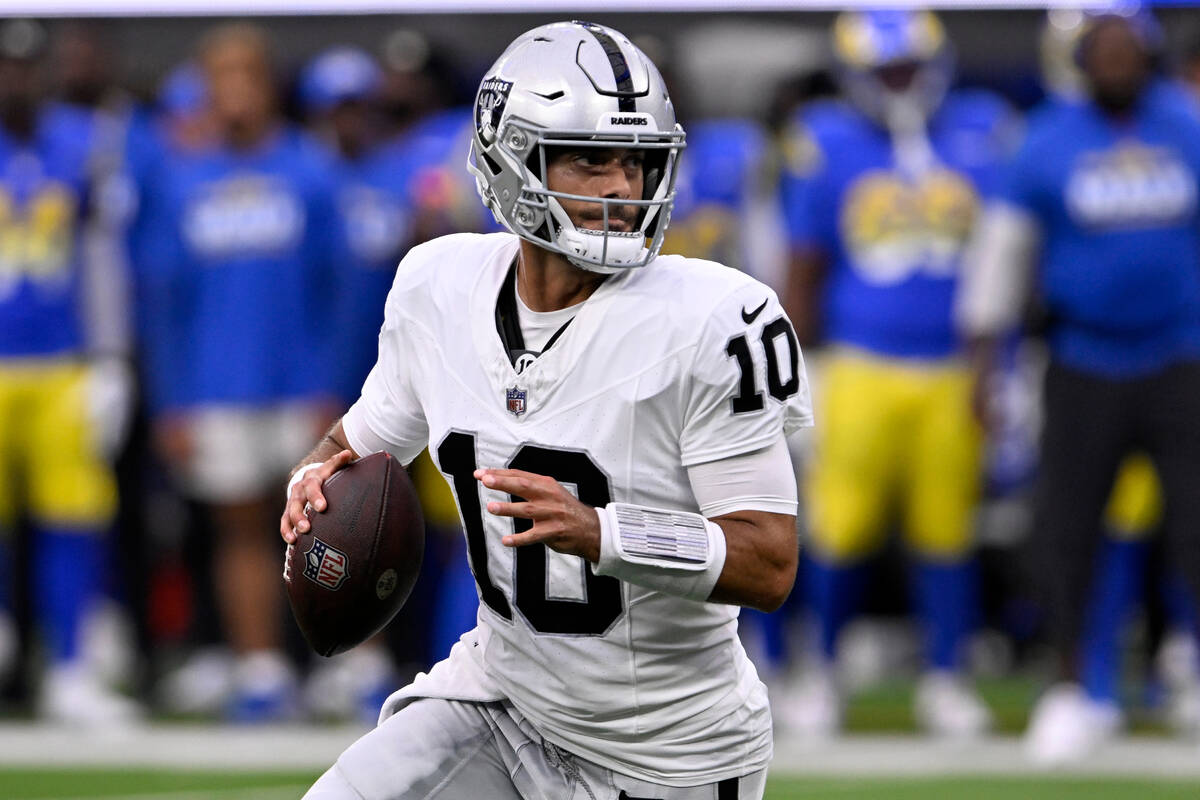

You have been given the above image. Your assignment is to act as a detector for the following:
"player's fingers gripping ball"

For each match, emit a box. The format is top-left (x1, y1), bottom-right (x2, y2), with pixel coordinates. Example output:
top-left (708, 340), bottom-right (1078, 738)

top-left (281, 449), bottom-right (354, 541)
top-left (284, 451), bottom-right (425, 656)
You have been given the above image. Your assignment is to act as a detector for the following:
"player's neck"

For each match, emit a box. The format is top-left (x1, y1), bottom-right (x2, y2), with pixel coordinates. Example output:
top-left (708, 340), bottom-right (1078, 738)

top-left (516, 241), bottom-right (607, 312)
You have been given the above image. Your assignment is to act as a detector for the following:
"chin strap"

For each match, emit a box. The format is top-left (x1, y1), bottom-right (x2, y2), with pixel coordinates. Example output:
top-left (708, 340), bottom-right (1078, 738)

top-left (555, 227), bottom-right (648, 273)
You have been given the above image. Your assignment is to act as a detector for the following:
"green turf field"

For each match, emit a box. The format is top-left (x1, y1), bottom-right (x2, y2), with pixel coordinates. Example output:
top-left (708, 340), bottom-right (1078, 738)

top-left (2, 770), bottom-right (1199, 799)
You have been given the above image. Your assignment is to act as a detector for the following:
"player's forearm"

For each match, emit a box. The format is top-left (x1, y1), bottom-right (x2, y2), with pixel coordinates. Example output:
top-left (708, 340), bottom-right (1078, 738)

top-left (706, 512), bottom-right (798, 612)
top-left (291, 419), bottom-right (359, 478)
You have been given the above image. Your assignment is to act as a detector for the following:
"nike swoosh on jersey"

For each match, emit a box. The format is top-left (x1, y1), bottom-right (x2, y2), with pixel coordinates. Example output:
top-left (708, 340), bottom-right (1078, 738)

top-left (741, 299), bottom-right (769, 324)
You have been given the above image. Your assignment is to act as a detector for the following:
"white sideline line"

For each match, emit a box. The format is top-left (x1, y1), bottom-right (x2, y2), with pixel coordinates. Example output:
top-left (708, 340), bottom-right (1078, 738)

top-left (0, 722), bottom-right (366, 769)
top-left (0, 724), bottom-right (1199, 779)
top-left (771, 733), bottom-right (1200, 778)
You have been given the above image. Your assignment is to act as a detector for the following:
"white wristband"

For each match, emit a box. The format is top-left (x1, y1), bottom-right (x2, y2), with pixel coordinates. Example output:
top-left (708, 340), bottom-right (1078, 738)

top-left (286, 462), bottom-right (324, 500)
top-left (592, 502), bottom-right (727, 602)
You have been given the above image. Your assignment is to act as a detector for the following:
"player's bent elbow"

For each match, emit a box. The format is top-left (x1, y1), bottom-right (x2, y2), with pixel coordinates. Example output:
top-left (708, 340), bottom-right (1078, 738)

top-left (735, 564), bottom-right (796, 612)
top-left (757, 571), bottom-right (797, 612)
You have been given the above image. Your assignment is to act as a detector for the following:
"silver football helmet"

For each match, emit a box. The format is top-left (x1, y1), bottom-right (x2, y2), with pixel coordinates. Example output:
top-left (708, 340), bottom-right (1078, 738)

top-left (468, 20), bottom-right (685, 273)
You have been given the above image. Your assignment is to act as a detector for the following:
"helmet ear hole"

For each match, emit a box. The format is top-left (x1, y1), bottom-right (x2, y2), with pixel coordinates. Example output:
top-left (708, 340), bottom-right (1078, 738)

top-left (479, 150), bottom-right (504, 178)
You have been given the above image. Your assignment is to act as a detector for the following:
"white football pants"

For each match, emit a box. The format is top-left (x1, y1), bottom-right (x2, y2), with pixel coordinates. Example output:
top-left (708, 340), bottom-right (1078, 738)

top-left (304, 697), bottom-right (766, 800)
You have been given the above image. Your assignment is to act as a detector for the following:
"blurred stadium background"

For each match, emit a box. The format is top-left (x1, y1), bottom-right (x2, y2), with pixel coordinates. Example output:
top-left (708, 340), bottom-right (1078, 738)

top-left (1, 0), bottom-right (1200, 798)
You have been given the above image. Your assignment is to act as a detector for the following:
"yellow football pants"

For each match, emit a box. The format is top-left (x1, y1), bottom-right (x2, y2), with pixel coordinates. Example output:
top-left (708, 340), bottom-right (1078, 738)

top-left (1105, 453), bottom-right (1162, 540)
top-left (0, 359), bottom-right (116, 529)
top-left (806, 350), bottom-right (982, 563)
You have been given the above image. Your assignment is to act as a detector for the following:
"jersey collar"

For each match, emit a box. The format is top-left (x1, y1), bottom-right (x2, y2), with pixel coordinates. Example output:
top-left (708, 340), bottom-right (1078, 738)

top-left (470, 235), bottom-right (630, 418)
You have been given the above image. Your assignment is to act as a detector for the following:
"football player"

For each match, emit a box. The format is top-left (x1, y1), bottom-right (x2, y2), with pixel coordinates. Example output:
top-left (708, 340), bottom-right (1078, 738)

top-left (958, 8), bottom-right (1200, 764)
top-left (1023, 7), bottom-right (1200, 750)
top-left (0, 19), bottom-right (138, 722)
top-left (777, 9), bottom-right (1012, 737)
top-left (136, 24), bottom-right (341, 721)
top-left (281, 21), bottom-right (810, 799)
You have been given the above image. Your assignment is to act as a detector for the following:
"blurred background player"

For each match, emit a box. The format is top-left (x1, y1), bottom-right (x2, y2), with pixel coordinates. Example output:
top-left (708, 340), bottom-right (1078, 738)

top-left (377, 29), bottom-right (496, 245)
top-left (959, 8), bottom-right (1200, 764)
top-left (299, 46), bottom-right (409, 410)
top-left (135, 24), bottom-right (340, 722)
top-left (778, 9), bottom-right (1015, 738)
top-left (294, 44), bottom-right (415, 722)
top-left (1021, 6), bottom-right (1200, 751)
top-left (0, 18), bottom-right (138, 723)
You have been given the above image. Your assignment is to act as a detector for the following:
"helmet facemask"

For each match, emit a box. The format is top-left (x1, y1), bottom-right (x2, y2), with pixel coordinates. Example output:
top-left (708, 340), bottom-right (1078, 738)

top-left (470, 116), bottom-right (684, 274)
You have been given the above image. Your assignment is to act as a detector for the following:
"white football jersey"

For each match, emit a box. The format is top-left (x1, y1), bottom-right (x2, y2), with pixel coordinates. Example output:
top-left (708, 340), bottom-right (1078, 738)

top-left (343, 232), bottom-right (812, 786)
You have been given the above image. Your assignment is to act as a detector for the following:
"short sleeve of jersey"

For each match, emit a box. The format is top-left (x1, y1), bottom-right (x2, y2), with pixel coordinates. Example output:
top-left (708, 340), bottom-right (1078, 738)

top-left (341, 260), bottom-right (430, 466)
top-left (679, 283), bottom-right (814, 467)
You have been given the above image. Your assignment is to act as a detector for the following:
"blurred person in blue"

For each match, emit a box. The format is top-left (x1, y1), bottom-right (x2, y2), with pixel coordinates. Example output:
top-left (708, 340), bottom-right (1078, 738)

top-left (379, 29), bottom-right (497, 244)
top-left (958, 8), bottom-right (1200, 765)
top-left (296, 45), bottom-right (414, 722)
top-left (778, 9), bottom-right (1015, 738)
top-left (1015, 6), bottom-right (1200, 746)
top-left (300, 47), bottom-right (411, 407)
top-left (136, 24), bottom-right (340, 722)
top-left (0, 18), bottom-right (138, 724)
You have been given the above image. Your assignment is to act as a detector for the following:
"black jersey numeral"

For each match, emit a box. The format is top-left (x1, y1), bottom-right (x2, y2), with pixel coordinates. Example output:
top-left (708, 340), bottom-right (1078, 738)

top-left (437, 432), bottom-right (512, 621)
top-left (436, 432), bottom-right (624, 636)
top-left (725, 334), bottom-right (764, 413)
top-left (726, 315), bottom-right (801, 413)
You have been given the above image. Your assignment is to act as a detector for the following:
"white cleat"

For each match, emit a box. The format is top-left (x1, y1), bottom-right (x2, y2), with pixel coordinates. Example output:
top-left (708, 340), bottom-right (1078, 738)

top-left (914, 671), bottom-right (993, 739)
top-left (304, 645), bottom-right (398, 724)
top-left (1024, 683), bottom-right (1121, 767)
top-left (39, 663), bottom-right (143, 727)
top-left (157, 647), bottom-right (234, 715)
top-left (774, 666), bottom-right (843, 739)
top-left (1158, 630), bottom-right (1200, 738)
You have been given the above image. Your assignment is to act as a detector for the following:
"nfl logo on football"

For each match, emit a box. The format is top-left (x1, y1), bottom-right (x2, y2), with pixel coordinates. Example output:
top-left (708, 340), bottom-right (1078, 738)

top-left (506, 386), bottom-right (527, 417)
top-left (303, 538), bottom-right (350, 591)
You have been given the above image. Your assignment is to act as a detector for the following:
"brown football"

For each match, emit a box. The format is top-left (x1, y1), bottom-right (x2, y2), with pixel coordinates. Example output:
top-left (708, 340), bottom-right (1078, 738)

top-left (284, 451), bottom-right (425, 657)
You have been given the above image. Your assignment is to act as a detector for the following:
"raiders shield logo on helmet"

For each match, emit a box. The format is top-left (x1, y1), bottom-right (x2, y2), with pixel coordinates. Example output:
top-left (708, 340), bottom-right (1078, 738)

top-left (475, 77), bottom-right (513, 144)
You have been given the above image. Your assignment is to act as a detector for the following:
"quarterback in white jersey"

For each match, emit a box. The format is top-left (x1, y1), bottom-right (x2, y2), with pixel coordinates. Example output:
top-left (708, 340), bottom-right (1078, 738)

top-left (282, 20), bottom-right (811, 800)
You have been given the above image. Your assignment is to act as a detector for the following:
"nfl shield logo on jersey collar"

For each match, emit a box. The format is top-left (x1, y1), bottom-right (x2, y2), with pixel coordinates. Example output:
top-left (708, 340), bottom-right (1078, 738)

top-left (506, 386), bottom-right (527, 417)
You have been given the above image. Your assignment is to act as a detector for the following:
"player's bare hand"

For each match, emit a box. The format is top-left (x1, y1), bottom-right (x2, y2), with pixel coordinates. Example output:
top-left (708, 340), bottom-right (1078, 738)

top-left (281, 449), bottom-right (354, 544)
top-left (476, 468), bottom-right (602, 563)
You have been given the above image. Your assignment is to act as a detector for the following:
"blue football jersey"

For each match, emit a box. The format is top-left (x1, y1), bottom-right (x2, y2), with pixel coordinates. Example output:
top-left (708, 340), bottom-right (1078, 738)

top-left (664, 118), bottom-right (766, 271)
top-left (136, 127), bottom-right (340, 412)
top-left (329, 138), bottom-right (417, 403)
top-left (1003, 81), bottom-right (1200, 377)
top-left (0, 105), bottom-right (96, 358)
top-left (400, 108), bottom-right (499, 238)
top-left (780, 91), bottom-right (1015, 359)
